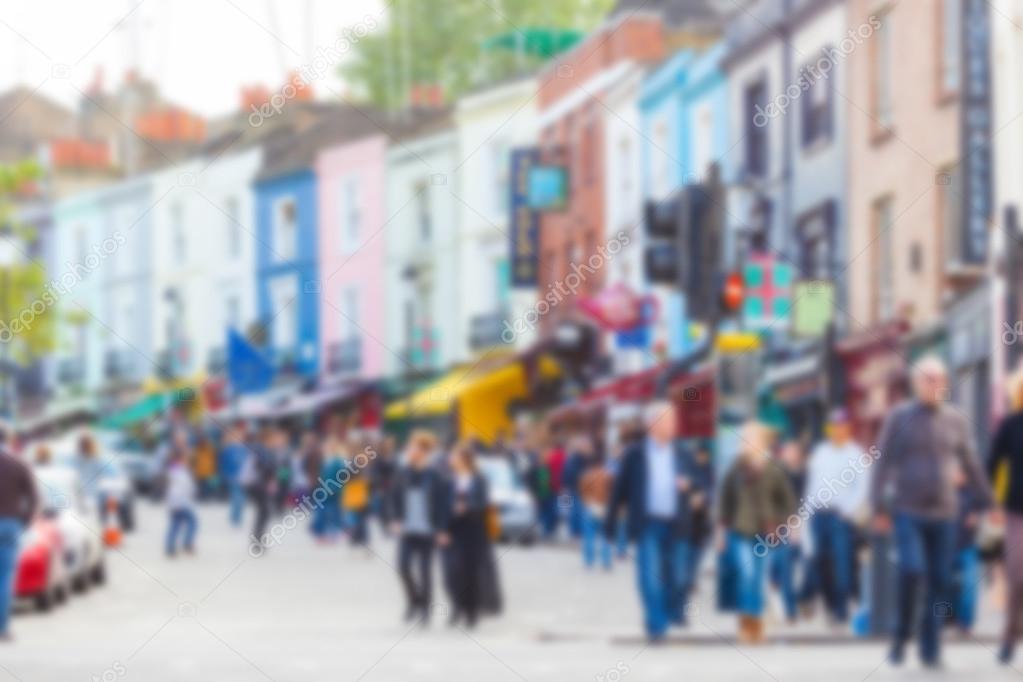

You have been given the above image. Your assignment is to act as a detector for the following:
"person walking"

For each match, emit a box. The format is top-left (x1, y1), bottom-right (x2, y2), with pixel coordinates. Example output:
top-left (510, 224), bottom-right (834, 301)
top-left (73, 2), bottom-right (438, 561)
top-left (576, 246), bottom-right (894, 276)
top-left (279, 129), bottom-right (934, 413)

top-left (676, 438), bottom-right (714, 610)
top-left (219, 422), bottom-right (250, 527)
top-left (0, 427), bottom-right (39, 642)
top-left (717, 421), bottom-right (797, 644)
top-left (165, 449), bottom-right (198, 557)
top-left (603, 402), bottom-right (695, 642)
top-left (442, 441), bottom-right (491, 628)
top-left (390, 431), bottom-right (449, 624)
top-left (578, 443), bottom-right (613, 571)
top-left (871, 356), bottom-right (992, 668)
top-left (312, 437), bottom-right (345, 542)
top-left (246, 427), bottom-right (279, 554)
top-left (803, 409), bottom-right (869, 624)
top-left (343, 440), bottom-right (372, 549)
top-left (767, 440), bottom-right (805, 623)
top-left (987, 368), bottom-right (1023, 664)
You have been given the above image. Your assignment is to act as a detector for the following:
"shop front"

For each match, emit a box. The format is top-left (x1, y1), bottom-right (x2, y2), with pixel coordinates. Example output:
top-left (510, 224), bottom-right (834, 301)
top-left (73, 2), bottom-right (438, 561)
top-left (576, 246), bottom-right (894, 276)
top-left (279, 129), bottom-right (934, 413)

top-left (835, 321), bottom-right (909, 446)
top-left (758, 345), bottom-right (827, 447)
top-left (947, 283), bottom-right (992, 454)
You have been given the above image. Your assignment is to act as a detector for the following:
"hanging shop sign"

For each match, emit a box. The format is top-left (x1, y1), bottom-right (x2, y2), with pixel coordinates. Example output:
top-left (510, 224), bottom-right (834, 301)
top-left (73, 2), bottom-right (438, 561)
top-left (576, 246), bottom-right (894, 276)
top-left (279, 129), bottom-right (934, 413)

top-left (742, 253), bottom-right (793, 332)
top-left (960, 0), bottom-right (993, 264)
top-left (792, 281), bottom-right (834, 338)
top-left (509, 147), bottom-right (541, 286)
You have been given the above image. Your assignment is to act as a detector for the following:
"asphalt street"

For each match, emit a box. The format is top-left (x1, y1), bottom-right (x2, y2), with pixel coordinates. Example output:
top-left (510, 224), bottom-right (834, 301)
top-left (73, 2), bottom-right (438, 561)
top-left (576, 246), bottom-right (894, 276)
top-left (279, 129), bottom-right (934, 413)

top-left (2, 501), bottom-right (1019, 682)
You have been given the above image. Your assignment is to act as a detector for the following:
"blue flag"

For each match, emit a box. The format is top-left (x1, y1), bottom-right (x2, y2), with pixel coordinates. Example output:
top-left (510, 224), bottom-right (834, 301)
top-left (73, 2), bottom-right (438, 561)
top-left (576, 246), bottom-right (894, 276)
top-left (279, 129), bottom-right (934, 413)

top-left (227, 329), bottom-right (274, 394)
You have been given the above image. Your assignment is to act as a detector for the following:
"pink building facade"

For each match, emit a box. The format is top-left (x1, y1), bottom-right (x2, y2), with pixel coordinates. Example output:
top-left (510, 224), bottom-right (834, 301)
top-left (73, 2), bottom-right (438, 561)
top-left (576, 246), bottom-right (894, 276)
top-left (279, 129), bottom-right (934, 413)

top-left (316, 134), bottom-right (389, 381)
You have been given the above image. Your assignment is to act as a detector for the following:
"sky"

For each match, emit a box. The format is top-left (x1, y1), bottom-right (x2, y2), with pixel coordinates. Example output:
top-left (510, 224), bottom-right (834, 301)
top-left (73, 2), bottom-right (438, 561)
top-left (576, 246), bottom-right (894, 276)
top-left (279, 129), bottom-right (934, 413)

top-left (0, 0), bottom-right (386, 118)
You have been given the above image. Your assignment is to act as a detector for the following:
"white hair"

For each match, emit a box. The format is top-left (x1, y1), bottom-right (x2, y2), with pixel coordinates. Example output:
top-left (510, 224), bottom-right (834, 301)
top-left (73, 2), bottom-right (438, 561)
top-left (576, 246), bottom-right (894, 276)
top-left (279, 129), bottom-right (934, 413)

top-left (912, 355), bottom-right (947, 379)
top-left (644, 400), bottom-right (674, 426)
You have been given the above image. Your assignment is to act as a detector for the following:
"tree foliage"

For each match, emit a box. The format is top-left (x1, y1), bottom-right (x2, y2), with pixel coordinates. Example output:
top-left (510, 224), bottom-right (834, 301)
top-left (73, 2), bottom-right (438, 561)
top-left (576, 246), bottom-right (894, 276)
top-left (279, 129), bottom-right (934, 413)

top-left (0, 159), bottom-right (55, 367)
top-left (341, 0), bottom-right (615, 109)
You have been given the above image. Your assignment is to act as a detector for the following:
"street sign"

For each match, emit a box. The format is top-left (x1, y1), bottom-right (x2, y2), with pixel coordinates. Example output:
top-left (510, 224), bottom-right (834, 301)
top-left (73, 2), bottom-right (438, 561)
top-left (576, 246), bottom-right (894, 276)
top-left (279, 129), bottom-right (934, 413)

top-left (792, 281), bottom-right (834, 337)
top-left (742, 254), bottom-right (793, 332)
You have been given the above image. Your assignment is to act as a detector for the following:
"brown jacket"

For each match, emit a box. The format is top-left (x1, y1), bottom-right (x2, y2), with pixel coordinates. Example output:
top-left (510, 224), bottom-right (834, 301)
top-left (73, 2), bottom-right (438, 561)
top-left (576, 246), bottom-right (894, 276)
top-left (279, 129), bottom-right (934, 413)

top-left (0, 452), bottom-right (39, 524)
top-left (718, 460), bottom-right (797, 538)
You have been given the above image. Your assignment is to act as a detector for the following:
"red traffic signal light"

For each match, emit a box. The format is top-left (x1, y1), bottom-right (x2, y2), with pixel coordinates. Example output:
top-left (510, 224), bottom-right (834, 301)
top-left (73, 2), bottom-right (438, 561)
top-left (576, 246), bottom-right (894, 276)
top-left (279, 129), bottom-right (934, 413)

top-left (722, 271), bottom-right (744, 311)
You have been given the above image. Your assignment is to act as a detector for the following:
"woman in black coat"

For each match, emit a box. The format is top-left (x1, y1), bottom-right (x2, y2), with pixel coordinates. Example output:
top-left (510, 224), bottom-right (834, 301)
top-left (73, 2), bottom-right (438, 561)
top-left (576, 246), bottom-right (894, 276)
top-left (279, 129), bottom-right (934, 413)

top-left (442, 441), bottom-right (499, 628)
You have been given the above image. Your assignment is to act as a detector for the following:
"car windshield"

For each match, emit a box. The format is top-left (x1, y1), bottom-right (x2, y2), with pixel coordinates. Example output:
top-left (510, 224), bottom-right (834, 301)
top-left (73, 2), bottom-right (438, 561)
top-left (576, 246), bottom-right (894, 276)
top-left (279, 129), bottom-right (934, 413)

top-left (479, 459), bottom-right (519, 491)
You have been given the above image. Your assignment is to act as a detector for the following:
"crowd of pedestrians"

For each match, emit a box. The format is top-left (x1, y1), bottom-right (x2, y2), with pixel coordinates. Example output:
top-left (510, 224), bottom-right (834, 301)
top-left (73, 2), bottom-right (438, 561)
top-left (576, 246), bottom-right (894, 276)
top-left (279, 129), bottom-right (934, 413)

top-left (12, 352), bottom-right (1023, 668)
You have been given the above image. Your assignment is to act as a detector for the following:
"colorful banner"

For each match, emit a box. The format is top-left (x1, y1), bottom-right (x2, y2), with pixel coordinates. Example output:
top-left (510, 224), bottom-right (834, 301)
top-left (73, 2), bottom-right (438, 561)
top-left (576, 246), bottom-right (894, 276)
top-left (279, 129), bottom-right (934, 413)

top-left (509, 147), bottom-right (541, 287)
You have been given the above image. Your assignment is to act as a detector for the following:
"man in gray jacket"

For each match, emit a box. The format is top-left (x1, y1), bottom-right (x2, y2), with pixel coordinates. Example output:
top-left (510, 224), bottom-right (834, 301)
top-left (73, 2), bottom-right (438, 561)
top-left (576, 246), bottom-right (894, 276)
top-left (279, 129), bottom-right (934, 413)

top-left (871, 356), bottom-right (992, 668)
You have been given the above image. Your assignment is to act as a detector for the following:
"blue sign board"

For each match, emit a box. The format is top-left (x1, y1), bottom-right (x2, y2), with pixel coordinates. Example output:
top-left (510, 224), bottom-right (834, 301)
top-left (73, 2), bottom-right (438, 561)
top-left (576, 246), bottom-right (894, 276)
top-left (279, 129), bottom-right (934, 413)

top-left (527, 165), bottom-right (568, 211)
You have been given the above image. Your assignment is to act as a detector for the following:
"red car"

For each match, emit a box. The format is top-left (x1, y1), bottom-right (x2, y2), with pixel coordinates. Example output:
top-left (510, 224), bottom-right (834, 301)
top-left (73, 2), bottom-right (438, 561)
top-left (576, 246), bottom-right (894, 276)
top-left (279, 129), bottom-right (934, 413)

top-left (15, 516), bottom-right (70, 611)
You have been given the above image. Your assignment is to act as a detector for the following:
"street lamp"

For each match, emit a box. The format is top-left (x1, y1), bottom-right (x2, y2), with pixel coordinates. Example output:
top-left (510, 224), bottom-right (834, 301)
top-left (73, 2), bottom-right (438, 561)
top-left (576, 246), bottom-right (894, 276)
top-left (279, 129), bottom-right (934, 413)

top-left (0, 222), bottom-right (18, 419)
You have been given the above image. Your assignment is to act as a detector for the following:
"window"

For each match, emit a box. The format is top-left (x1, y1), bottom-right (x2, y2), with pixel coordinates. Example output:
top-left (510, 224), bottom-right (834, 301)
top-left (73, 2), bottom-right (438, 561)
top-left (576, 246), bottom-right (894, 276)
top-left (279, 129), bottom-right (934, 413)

top-left (273, 197), bottom-right (298, 261)
top-left (171, 203), bottom-right (186, 265)
top-left (414, 181), bottom-right (431, 242)
top-left (224, 293), bottom-right (240, 331)
top-left (801, 52), bottom-right (833, 148)
top-left (225, 196), bottom-right (242, 259)
top-left (651, 116), bottom-right (672, 198)
top-left (583, 113), bottom-right (597, 186)
top-left (490, 138), bottom-right (511, 217)
top-left (872, 12), bottom-right (893, 129)
top-left (744, 78), bottom-right (768, 177)
top-left (268, 275), bottom-right (298, 350)
top-left (939, 164), bottom-right (963, 265)
top-left (339, 176), bottom-right (361, 252)
top-left (796, 202), bottom-right (836, 279)
top-left (871, 196), bottom-right (895, 322)
top-left (341, 286), bottom-right (359, 339)
top-left (940, 0), bottom-right (961, 95)
top-left (75, 226), bottom-right (87, 264)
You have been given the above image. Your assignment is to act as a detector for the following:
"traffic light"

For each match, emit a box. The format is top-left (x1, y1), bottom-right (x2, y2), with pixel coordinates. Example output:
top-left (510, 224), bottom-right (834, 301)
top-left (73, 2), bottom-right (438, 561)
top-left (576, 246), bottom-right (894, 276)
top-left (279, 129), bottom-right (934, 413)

top-left (643, 164), bottom-right (725, 322)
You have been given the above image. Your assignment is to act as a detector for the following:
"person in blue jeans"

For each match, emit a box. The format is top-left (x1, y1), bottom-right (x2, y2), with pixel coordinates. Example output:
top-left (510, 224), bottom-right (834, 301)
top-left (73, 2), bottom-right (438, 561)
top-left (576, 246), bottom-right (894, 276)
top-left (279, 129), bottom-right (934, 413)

top-left (165, 450), bottom-right (198, 557)
top-left (219, 422), bottom-right (250, 527)
top-left (604, 402), bottom-right (695, 642)
top-left (871, 357), bottom-right (993, 668)
top-left (717, 421), bottom-right (797, 643)
top-left (804, 409), bottom-right (869, 623)
top-left (0, 433), bottom-right (39, 642)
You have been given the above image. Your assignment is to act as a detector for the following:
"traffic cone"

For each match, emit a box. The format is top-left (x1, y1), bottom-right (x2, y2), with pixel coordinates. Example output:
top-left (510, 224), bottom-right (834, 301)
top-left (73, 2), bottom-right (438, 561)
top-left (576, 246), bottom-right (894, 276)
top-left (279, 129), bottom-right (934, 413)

top-left (102, 497), bottom-right (123, 548)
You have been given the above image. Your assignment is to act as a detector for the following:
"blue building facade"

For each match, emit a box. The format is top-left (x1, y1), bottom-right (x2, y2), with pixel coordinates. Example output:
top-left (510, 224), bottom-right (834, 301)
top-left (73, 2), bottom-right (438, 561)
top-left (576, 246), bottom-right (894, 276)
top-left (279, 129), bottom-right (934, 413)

top-left (639, 44), bottom-right (729, 358)
top-left (255, 169), bottom-right (321, 378)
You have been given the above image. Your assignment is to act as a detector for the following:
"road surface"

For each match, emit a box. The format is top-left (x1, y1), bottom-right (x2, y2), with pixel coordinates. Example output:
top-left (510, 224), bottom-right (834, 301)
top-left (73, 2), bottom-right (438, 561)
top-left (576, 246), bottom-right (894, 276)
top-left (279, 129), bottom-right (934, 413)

top-left (2, 501), bottom-right (1018, 681)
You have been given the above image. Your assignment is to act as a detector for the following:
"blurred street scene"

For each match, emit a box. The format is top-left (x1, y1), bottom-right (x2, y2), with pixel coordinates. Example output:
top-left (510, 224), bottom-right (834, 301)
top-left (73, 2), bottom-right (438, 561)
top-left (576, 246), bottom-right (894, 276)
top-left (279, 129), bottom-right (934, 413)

top-left (3, 0), bottom-right (1023, 680)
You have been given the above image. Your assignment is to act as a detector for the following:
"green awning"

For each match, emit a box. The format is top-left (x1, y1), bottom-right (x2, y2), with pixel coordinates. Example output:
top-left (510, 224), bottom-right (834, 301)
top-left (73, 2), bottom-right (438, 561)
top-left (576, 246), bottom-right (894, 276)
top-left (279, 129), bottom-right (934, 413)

top-left (482, 28), bottom-right (583, 59)
top-left (99, 393), bottom-right (170, 430)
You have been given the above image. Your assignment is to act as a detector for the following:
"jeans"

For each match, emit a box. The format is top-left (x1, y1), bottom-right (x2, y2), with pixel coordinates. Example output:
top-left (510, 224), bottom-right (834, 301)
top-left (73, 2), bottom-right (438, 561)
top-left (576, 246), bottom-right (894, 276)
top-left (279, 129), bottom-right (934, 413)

top-left (539, 497), bottom-right (559, 538)
top-left (166, 508), bottom-right (197, 555)
top-left (581, 507), bottom-right (612, 569)
top-left (635, 520), bottom-right (688, 638)
top-left (768, 543), bottom-right (798, 620)
top-left (398, 535), bottom-right (435, 612)
top-left (892, 513), bottom-right (956, 663)
top-left (0, 518), bottom-right (22, 636)
top-left (228, 479), bottom-right (245, 527)
top-left (568, 492), bottom-right (583, 538)
top-left (729, 532), bottom-right (767, 617)
top-left (312, 499), bottom-right (343, 538)
top-left (346, 510), bottom-right (369, 545)
top-left (811, 511), bottom-right (853, 621)
top-left (953, 545), bottom-right (980, 631)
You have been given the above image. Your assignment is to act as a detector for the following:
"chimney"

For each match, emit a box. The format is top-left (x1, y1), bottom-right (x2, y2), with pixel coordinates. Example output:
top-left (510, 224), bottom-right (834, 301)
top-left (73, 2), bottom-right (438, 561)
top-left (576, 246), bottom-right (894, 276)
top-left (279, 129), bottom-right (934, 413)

top-left (240, 85), bottom-right (272, 112)
top-left (285, 71), bottom-right (315, 102)
top-left (409, 83), bottom-right (444, 109)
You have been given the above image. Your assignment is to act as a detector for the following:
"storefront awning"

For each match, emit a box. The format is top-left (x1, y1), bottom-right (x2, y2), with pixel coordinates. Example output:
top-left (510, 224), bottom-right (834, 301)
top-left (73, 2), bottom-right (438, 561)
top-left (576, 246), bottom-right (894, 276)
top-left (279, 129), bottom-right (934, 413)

top-left (99, 393), bottom-right (171, 430)
top-left (384, 354), bottom-right (561, 442)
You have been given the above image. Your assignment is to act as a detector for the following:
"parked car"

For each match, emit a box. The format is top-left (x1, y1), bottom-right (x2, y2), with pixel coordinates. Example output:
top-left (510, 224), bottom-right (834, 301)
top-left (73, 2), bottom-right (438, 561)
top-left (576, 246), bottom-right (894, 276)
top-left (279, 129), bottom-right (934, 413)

top-left (33, 466), bottom-right (106, 591)
top-left (15, 516), bottom-right (70, 612)
top-left (478, 456), bottom-right (538, 545)
top-left (44, 429), bottom-right (137, 532)
top-left (94, 429), bottom-right (162, 498)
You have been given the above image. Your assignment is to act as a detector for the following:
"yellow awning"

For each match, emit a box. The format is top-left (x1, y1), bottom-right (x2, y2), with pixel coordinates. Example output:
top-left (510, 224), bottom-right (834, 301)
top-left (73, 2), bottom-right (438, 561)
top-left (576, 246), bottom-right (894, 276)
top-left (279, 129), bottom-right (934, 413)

top-left (384, 354), bottom-right (561, 441)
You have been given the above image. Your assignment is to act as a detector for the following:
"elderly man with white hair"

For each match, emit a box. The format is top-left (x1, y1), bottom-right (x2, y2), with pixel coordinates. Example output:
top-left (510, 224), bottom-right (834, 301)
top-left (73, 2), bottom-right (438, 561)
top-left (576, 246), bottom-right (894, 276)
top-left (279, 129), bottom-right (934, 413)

top-left (604, 400), bottom-right (698, 642)
top-left (871, 355), bottom-right (992, 669)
